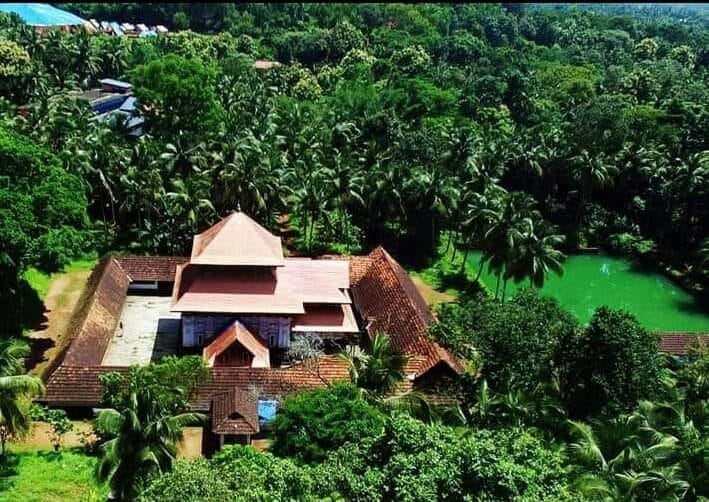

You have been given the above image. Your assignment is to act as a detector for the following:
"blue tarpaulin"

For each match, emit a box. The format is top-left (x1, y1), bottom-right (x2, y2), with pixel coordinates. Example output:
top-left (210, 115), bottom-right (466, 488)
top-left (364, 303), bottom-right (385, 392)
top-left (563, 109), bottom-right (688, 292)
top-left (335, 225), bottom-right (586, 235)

top-left (258, 400), bottom-right (278, 425)
top-left (0, 3), bottom-right (86, 26)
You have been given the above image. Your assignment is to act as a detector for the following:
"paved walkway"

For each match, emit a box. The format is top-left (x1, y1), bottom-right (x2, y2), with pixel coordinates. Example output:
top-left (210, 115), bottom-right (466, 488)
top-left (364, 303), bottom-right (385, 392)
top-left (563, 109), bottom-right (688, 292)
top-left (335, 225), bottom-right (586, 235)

top-left (102, 296), bottom-right (181, 366)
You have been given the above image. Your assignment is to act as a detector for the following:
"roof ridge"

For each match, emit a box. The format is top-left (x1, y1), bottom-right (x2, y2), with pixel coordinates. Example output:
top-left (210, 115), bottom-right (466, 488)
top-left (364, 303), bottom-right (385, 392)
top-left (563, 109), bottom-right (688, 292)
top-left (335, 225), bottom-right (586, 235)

top-left (367, 246), bottom-right (462, 375)
top-left (111, 254), bottom-right (132, 282)
top-left (372, 247), bottom-right (431, 332)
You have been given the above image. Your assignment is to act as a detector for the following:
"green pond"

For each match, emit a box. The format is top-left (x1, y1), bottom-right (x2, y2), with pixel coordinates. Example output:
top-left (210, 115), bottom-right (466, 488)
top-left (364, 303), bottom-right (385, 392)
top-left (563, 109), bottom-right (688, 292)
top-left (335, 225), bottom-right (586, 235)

top-left (468, 251), bottom-right (709, 332)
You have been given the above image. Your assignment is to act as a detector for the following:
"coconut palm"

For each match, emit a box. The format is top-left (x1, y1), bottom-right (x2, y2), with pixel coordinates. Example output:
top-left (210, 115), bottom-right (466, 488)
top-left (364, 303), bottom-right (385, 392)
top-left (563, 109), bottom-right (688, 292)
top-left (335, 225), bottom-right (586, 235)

top-left (96, 381), bottom-right (204, 501)
top-left (0, 339), bottom-right (45, 457)
top-left (567, 414), bottom-right (689, 501)
top-left (340, 332), bottom-right (409, 397)
top-left (570, 149), bottom-right (616, 225)
top-left (698, 238), bottom-right (709, 270)
top-left (508, 218), bottom-right (565, 288)
top-left (634, 396), bottom-right (709, 500)
top-left (664, 152), bottom-right (709, 244)
top-left (480, 192), bottom-right (538, 299)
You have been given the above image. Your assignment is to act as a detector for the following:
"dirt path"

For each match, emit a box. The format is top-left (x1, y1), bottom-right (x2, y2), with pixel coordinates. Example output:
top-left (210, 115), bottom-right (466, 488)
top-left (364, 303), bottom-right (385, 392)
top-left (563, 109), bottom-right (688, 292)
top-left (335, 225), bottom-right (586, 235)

top-left (26, 269), bottom-right (92, 376)
top-left (411, 276), bottom-right (456, 307)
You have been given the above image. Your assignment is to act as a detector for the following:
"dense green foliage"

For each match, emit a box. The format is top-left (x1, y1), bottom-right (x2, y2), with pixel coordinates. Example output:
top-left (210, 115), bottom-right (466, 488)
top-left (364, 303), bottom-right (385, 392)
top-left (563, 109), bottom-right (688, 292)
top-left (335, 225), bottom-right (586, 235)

top-left (559, 306), bottom-right (663, 416)
top-left (96, 357), bottom-right (208, 500)
top-left (432, 289), bottom-right (663, 417)
top-left (431, 289), bottom-right (579, 391)
top-left (130, 55), bottom-right (222, 138)
top-left (1, 3), bottom-right (708, 336)
top-left (270, 383), bottom-right (385, 464)
top-left (140, 415), bottom-right (574, 502)
top-left (0, 3), bottom-right (708, 500)
top-left (0, 127), bottom-right (90, 336)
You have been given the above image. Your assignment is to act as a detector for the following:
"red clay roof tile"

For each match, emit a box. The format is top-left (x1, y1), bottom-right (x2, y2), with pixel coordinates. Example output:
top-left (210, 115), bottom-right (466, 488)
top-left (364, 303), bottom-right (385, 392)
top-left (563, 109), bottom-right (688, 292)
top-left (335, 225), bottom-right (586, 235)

top-left (659, 332), bottom-right (709, 355)
top-left (350, 247), bottom-right (462, 378)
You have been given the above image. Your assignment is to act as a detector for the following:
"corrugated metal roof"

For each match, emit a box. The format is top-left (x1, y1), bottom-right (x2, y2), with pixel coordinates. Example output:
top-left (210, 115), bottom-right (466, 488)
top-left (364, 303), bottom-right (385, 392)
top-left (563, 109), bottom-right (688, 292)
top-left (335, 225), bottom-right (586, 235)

top-left (0, 3), bottom-right (86, 26)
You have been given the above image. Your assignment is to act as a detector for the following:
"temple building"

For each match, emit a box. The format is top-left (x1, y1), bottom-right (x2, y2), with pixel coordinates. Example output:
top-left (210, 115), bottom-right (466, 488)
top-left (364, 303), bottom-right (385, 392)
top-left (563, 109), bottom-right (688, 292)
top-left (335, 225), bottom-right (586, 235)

top-left (41, 211), bottom-right (462, 451)
top-left (172, 212), bottom-right (359, 363)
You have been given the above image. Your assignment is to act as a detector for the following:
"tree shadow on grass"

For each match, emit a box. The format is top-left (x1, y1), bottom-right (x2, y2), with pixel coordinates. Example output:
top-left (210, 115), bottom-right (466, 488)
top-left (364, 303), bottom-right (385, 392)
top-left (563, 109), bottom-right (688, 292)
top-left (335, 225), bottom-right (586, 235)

top-left (25, 337), bottom-right (56, 373)
top-left (0, 452), bottom-right (20, 492)
top-left (673, 297), bottom-right (709, 317)
top-left (35, 450), bottom-right (63, 462)
top-left (18, 279), bottom-right (46, 332)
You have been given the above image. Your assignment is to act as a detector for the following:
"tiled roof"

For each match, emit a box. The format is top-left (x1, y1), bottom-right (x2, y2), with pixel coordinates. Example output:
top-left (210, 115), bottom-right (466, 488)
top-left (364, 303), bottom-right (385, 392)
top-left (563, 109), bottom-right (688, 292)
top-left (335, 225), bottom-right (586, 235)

top-left (659, 332), bottom-right (709, 355)
top-left (61, 258), bottom-right (130, 366)
top-left (115, 255), bottom-right (188, 282)
top-left (171, 258), bottom-right (351, 314)
top-left (40, 365), bottom-right (127, 406)
top-left (192, 212), bottom-right (285, 267)
top-left (42, 356), bottom-right (350, 409)
top-left (350, 247), bottom-right (462, 378)
top-left (192, 355), bottom-right (351, 410)
top-left (211, 389), bottom-right (260, 435)
top-left (292, 304), bottom-right (360, 333)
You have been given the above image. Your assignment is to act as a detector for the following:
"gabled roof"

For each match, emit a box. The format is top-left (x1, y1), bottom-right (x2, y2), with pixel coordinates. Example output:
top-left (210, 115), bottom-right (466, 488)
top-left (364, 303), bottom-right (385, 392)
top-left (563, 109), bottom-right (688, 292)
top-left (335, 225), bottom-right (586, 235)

top-left (350, 247), bottom-right (462, 379)
top-left (203, 321), bottom-right (270, 368)
top-left (211, 389), bottom-right (259, 435)
top-left (115, 255), bottom-right (188, 282)
top-left (61, 257), bottom-right (130, 367)
top-left (191, 212), bottom-right (284, 267)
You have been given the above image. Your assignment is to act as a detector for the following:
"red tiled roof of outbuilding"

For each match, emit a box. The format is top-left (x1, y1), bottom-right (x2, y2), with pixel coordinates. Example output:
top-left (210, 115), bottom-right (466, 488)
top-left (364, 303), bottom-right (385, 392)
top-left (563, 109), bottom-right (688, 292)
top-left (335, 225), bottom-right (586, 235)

top-left (61, 258), bottom-right (130, 367)
top-left (349, 247), bottom-right (462, 379)
top-left (42, 356), bottom-right (350, 409)
top-left (211, 389), bottom-right (260, 435)
top-left (114, 255), bottom-right (188, 282)
top-left (659, 332), bottom-right (709, 355)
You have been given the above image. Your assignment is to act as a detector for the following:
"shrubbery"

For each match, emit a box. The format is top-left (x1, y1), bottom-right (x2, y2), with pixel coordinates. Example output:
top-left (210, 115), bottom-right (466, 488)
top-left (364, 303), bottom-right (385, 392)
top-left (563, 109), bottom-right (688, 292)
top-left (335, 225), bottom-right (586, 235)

top-left (269, 383), bottom-right (385, 463)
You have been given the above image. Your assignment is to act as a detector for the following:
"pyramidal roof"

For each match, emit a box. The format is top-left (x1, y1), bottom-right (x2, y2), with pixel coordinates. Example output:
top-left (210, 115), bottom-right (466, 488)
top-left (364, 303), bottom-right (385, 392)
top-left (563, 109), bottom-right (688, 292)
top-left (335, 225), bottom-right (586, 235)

top-left (191, 212), bottom-right (285, 267)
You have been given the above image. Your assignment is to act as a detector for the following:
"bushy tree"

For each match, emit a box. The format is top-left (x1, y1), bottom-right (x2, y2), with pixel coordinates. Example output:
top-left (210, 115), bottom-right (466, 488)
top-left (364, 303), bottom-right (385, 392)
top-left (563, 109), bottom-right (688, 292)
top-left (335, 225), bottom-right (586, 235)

top-left (30, 404), bottom-right (73, 452)
top-left (431, 289), bottom-right (579, 391)
top-left (317, 414), bottom-right (575, 501)
top-left (559, 306), bottom-right (663, 417)
top-left (0, 127), bottom-right (89, 336)
top-left (131, 55), bottom-right (223, 138)
top-left (0, 39), bottom-right (30, 101)
top-left (270, 383), bottom-right (385, 463)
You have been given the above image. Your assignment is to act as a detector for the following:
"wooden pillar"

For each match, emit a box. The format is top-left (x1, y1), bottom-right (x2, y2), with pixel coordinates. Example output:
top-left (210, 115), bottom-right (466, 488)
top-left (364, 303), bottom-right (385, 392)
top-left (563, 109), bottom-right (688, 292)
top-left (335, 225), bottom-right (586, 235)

top-left (219, 434), bottom-right (224, 449)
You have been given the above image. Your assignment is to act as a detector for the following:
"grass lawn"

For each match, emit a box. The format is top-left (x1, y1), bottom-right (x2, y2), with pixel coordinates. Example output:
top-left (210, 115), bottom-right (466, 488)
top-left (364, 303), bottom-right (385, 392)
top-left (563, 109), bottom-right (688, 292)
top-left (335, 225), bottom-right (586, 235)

top-left (22, 256), bottom-right (98, 302)
top-left (409, 234), bottom-right (490, 303)
top-left (0, 446), bottom-right (108, 502)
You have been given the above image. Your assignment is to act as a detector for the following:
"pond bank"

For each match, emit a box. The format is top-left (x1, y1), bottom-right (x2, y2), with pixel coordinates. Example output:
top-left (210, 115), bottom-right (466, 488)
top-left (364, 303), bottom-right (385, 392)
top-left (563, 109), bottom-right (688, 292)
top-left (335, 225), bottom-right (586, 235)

top-left (468, 251), bottom-right (709, 331)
